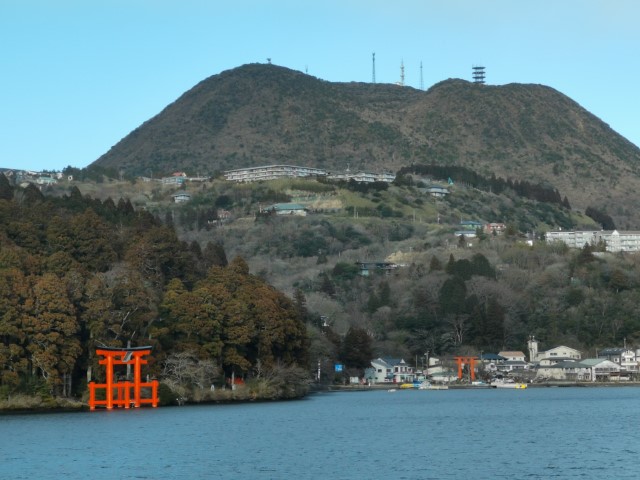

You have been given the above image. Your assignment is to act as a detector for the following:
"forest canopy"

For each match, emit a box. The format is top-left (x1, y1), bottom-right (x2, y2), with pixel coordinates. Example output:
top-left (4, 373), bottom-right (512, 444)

top-left (0, 179), bottom-right (308, 401)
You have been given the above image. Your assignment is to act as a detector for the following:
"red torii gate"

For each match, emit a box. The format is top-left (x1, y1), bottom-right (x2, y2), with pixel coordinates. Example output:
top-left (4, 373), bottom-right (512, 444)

top-left (88, 346), bottom-right (159, 410)
top-left (454, 356), bottom-right (478, 381)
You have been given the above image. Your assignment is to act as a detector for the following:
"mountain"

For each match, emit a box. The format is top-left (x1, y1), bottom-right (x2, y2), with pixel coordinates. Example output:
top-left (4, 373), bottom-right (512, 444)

top-left (92, 63), bottom-right (640, 227)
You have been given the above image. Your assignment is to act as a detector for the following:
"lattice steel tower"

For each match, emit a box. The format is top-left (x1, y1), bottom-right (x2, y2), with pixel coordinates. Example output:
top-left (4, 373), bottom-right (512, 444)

top-left (395, 60), bottom-right (405, 86)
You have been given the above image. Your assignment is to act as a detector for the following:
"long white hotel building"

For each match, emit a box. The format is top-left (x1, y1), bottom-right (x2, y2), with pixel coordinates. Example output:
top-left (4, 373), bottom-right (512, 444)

top-left (546, 230), bottom-right (640, 252)
top-left (224, 165), bottom-right (328, 182)
top-left (224, 164), bottom-right (395, 184)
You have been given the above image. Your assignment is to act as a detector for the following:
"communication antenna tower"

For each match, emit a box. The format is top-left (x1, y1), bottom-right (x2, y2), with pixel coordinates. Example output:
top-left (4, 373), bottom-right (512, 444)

top-left (420, 61), bottom-right (424, 90)
top-left (395, 60), bottom-right (405, 86)
top-left (472, 65), bottom-right (485, 84)
top-left (372, 52), bottom-right (376, 83)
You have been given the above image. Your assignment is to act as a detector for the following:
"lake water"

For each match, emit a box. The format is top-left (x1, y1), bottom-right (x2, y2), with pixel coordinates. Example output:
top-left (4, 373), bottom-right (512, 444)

top-left (1, 386), bottom-right (639, 479)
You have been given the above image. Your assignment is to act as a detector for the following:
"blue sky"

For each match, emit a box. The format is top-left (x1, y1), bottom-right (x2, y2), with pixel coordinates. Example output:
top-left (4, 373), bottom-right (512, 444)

top-left (1, 0), bottom-right (638, 172)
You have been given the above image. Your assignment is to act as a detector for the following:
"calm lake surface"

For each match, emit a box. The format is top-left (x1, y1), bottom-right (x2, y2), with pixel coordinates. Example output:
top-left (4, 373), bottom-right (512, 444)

top-left (1, 386), bottom-right (639, 479)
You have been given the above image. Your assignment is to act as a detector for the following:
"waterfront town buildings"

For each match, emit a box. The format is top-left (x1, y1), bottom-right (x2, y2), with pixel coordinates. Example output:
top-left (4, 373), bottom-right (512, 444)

top-left (496, 351), bottom-right (529, 372)
top-left (597, 348), bottom-right (639, 373)
top-left (369, 358), bottom-right (416, 384)
top-left (535, 358), bottom-right (622, 381)
top-left (366, 337), bottom-right (640, 385)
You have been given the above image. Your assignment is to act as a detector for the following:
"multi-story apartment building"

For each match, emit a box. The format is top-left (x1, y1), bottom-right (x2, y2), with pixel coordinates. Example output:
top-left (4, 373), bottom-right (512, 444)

top-left (326, 171), bottom-right (396, 183)
top-left (546, 230), bottom-right (640, 253)
top-left (224, 165), bottom-right (328, 182)
top-left (224, 164), bottom-right (396, 184)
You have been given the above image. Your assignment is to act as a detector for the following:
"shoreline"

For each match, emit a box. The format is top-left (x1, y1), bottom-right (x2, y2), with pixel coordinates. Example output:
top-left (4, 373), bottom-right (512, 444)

top-left (311, 381), bottom-right (640, 392)
top-left (4, 381), bottom-right (640, 414)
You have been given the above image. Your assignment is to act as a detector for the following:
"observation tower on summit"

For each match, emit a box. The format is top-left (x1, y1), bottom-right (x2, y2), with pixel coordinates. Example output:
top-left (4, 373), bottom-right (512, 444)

top-left (472, 65), bottom-right (486, 84)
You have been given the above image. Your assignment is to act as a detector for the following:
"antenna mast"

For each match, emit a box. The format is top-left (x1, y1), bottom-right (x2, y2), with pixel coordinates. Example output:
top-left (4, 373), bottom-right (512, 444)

top-left (420, 61), bottom-right (424, 90)
top-left (372, 52), bottom-right (376, 83)
top-left (399, 59), bottom-right (405, 86)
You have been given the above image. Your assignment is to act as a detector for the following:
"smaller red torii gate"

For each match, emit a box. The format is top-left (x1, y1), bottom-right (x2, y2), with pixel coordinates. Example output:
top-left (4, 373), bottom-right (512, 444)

top-left (454, 356), bottom-right (478, 381)
top-left (89, 346), bottom-right (158, 410)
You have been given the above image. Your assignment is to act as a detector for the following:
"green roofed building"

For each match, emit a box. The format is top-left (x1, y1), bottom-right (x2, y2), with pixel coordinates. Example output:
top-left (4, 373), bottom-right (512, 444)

top-left (266, 203), bottom-right (307, 216)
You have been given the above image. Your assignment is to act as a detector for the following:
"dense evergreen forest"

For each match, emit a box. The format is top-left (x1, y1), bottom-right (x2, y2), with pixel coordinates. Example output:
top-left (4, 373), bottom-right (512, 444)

top-left (0, 175), bottom-right (309, 406)
top-left (397, 164), bottom-right (571, 209)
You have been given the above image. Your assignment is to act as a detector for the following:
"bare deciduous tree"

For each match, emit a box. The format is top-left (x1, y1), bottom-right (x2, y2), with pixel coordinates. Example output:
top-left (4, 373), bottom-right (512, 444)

top-left (161, 351), bottom-right (220, 399)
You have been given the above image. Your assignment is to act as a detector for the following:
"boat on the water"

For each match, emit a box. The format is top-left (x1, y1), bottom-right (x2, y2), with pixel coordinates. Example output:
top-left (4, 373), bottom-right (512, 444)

top-left (491, 379), bottom-right (527, 389)
top-left (494, 382), bottom-right (527, 389)
top-left (418, 381), bottom-right (448, 390)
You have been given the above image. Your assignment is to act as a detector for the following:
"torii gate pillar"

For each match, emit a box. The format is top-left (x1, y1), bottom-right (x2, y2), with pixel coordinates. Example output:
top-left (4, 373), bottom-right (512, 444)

top-left (88, 346), bottom-right (159, 410)
top-left (454, 356), bottom-right (478, 381)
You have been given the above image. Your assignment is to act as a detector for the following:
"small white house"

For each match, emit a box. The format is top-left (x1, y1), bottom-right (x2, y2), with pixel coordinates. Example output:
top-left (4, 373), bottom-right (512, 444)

top-left (597, 348), bottom-right (638, 373)
top-left (425, 185), bottom-right (449, 197)
top-left (162, 172), bottom-right (187, 185)
top-left (536, 359), bottom-right (621, 382)
top-left (370, 358), bottom-right (415, 384)
top-left (171, 193), bottom-right (192, 203)
top-left (578, 359), bottom-right (622, 381)
top-left (536, 360), bottom-right (578, 381)
top-left (498, 351), bottom-right (527, 362)
top-left (541, 346), bottom-right (582, 361)
top-left (497, 360), bottom-right (529, 372)
top-left (36, 176), bottom-right (57, 185)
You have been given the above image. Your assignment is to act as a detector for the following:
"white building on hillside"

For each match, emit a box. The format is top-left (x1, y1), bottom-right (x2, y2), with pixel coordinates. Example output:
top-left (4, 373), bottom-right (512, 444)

top-left (224, 165), bottom-right (328, 183)
top-left (326, 170), bottom-right (396, 183)
top-left (546, 229), bottom-right (640, 252)
top-left (264, 203), bottom-right (307, 216)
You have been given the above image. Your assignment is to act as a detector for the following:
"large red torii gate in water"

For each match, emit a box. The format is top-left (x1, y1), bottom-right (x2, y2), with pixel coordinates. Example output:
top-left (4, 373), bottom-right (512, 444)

top-left (88, 346), bottom-right (159, 410)
top-left (454, 356), bottom-right (478, 381)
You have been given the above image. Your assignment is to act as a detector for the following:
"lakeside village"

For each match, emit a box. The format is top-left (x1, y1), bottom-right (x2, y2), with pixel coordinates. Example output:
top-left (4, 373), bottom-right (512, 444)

top-left (8, 164), bottom-right (640, 252)
top-left (358, 336), bottom-right (640, 390)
